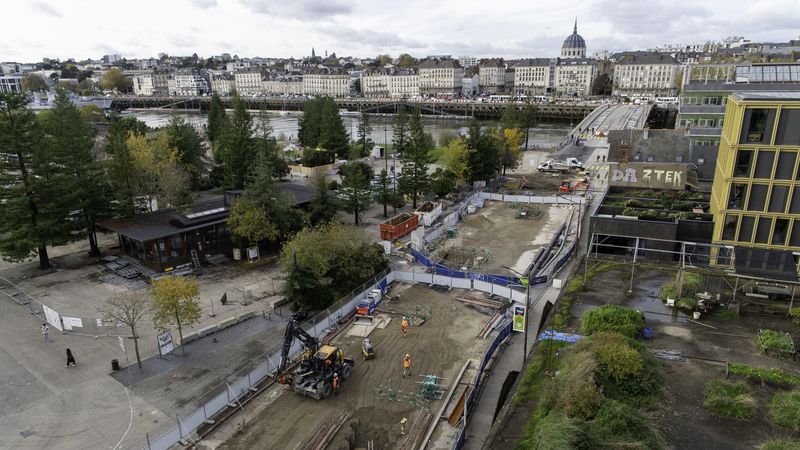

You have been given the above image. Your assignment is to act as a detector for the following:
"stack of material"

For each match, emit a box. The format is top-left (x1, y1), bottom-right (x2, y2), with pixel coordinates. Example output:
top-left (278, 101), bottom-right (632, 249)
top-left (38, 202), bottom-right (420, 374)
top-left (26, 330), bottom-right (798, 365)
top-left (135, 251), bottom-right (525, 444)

top-left (303, 413), bottom-right (349, 450)
top-left (418, 375), bottom-right (445, 400)
top-left (455, 295), bottom-right (506, 310)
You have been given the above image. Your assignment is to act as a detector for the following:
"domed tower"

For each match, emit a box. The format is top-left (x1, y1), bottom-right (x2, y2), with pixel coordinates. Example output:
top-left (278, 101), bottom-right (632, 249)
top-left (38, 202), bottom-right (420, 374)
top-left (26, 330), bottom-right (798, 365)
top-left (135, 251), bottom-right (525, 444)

top-left (561, 18), bottom-right (586, 59)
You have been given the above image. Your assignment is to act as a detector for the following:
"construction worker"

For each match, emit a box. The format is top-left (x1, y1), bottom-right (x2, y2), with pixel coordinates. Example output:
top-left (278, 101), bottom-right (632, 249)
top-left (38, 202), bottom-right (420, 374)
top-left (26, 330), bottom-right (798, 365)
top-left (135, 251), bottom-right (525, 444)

top-left (401, 317), bottom-right (409, 337)
top-left (332, 373), bottom-right (340, 397)
top-left (403, 354), bottom-right (412, 378)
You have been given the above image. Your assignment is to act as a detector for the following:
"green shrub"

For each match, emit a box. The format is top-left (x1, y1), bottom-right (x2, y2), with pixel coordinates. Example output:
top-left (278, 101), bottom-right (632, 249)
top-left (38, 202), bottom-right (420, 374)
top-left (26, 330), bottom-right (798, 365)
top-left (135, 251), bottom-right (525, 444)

top-left (789, 308), bottom-right (800, 325)
top-left (760, 438), bottom-right (800, 450)
top-left (581, 399), bottom-right (665, 450)
top-left (514, 341), bottom-right (570, 406)
top-left (676, 297), bottom-right (697, 310)
top-left (581, 305), bottom-right (645, 338)
top-left (758, 329), bottom-right (796, 353)
top-left (558, 353), bottom-right (602, 420)
top-left (703, 379), bottom-right (756, 418)
top-left (518, 411), bottom-right (580, 450)
top-left (682, 272), bottom-right (703, 298)
top-left (596, 341), bottom-right (644, 381)
top-left (717, 309), bottom-right (740, 319)
top-left (729, 364), bottom-right (800, 386)
top-left (660, 280), bottom-right (679, 300)
top-left (770, 391), bottom-right (800, 431)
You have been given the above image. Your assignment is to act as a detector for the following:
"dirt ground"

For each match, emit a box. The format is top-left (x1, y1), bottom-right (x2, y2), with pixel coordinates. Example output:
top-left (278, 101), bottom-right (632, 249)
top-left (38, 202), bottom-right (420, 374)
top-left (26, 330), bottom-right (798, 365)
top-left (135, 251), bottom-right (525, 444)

top-left (218, 282), bottom-right (498, 450)
top-left (433, 201), bottom-right (573, 276)
top-left (571, 266), bottom-right (800, 449)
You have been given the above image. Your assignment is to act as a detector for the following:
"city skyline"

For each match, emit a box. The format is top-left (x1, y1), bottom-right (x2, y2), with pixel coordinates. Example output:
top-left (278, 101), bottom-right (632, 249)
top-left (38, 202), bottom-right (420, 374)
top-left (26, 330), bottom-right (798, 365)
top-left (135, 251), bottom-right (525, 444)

top-left (3, 0), bottom-right (799, 62)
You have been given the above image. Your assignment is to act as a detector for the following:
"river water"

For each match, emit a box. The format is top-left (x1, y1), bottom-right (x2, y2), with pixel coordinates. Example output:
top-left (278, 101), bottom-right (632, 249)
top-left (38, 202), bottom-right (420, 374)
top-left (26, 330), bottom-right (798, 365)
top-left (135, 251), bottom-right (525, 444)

top-left (131, 110), bottom-right (572, 150)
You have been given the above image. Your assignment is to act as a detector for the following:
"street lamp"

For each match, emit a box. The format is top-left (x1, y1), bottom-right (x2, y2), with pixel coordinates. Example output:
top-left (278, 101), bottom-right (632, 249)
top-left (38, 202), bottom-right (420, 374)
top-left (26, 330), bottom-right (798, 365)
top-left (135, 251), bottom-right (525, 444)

top-left (501, 265), bottom-right (531, 364)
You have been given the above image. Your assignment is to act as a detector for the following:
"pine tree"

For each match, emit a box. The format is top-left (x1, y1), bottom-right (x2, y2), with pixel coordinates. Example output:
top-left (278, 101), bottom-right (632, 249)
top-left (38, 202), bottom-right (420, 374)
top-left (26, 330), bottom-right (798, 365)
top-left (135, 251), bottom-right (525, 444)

top-left (163, 114), bottom-right (205, 187)
top-left (206, 93), bottom-right (226, 142)
top-left (398, 109), bottom-right (432, 208)
top-left (339, 162), bottom-right (374, 225)
top-left (0, 92), bottom-right (72, 268)
top-left (356, 111), bottom-right (373, 157)
top-left (392, 106), bottom-right (411, 157)
top-left (374, 169), bottom-right (396, 218)
top-left (218, 94), bottom-right (256, 189)
top-left (39, 89), bottom-right (112, 256)
top-left (105, 116), bottom-right (138, 216)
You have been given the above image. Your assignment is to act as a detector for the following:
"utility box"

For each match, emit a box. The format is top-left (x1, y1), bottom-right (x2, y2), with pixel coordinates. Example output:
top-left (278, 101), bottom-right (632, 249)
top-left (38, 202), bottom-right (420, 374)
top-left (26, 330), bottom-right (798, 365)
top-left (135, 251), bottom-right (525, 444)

top-left (380, 213), bottom-right (420, 241)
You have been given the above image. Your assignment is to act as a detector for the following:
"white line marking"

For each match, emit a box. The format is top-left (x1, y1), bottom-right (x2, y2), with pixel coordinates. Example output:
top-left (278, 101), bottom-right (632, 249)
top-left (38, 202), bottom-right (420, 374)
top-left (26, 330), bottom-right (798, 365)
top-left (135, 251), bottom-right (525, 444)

top-left (112, 387), bottom-right (133, 450)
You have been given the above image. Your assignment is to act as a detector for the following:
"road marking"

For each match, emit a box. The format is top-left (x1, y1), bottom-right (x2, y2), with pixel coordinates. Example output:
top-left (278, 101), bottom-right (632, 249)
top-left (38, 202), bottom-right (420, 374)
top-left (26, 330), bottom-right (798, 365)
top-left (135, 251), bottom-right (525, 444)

top-left (111, 387), bottom-right (133, 450)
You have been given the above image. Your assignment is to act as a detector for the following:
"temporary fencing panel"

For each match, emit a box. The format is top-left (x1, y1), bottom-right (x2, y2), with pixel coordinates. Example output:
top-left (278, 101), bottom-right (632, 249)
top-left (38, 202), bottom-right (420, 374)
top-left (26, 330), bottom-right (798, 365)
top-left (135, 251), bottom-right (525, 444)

top-left (452, 277), bottom-right (471, 290)
top-left (472, 279), bottom-right (493, 295)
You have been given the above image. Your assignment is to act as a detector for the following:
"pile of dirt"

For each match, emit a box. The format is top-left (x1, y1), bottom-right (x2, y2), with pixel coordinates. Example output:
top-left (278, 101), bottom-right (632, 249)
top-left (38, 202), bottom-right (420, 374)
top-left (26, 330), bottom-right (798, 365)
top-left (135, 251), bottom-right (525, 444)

top-left (467, 214), bottom-right (495, 231)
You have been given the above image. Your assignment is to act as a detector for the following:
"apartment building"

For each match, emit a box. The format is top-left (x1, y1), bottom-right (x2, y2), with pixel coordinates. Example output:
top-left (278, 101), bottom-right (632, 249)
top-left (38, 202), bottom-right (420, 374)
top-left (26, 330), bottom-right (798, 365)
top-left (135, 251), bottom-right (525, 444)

top-left (612, 53), bottom-right (679, 98)
top-left (419, 58), bottom-right (464, 96)
top-left (478, 58), bottom-right (505, 94)
top-left (0, 74), bottom-right (23, 93)
top-left (303, 68), bottom-right (350, 97)
top-left (168, 71), bottom-right (208, 96)
top-left (210, 74), bottom-right (234, 95)
top-left (235, 70), bottom-right (265, 96)
top-left (132, 74), bottom-right (154, 96)
top-left (262, 76), bottom-right (303, 96)
top-left (710, 92), bottom-right (800, 261)
top-left (554, 58), bottom-right (594, 97)
top-left (678, 63), bottom-right (800, 147)
top-left (513, 58), bottom-right (551, 95)
top-left (387, 69), bottom-right (418, 98)
top-left (360, 68), bottom-right (390, 98)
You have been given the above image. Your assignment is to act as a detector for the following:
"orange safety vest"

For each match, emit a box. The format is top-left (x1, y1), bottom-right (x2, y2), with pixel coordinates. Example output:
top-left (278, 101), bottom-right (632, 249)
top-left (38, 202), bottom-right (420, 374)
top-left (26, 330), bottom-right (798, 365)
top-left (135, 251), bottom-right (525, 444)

top-left (402, 319), bottom-right (409, 329)
top-left (403, 357), bottom-right (411, 369)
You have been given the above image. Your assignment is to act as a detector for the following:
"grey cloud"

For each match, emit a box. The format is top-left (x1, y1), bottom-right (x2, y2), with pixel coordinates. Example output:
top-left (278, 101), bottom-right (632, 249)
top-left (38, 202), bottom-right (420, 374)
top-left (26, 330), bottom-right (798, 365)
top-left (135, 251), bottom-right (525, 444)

top-left (29, 1), bottom-right (62, 18)
top-left (239, 0), bottom-right (353, 19)
top-left (590, 0), bottom-right (711, 35)
top-left (321, 25), bottom-right (426, 50)
top-left (190, 0), bottom-right (218, 7)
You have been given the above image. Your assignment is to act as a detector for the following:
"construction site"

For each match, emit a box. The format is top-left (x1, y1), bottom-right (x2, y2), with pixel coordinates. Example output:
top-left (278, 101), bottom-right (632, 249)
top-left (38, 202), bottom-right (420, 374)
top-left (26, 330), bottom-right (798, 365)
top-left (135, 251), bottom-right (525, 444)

top-left (427, 200), bottom-right (573, 276)
top-left (210, 282), bottom-right (504, 450)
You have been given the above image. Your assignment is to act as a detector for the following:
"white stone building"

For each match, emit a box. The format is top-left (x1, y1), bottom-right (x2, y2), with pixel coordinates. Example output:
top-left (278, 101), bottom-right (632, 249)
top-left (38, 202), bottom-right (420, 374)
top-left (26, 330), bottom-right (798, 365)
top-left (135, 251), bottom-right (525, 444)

top-left (0, 74), bottom-right (23, 93)
top-left (513, 58), bottom-right (551, 95)
top-left (235, 70), bottom-right (264, 96)
top-left (262, 77), bottom-right (304, 96)
top-left (478, 58), bottom-right (505, 94)
top-left (419, 58), bottom-right (464, 97)
top-left (303, 68), bottom-right (350, 97)
top-left (554, 59), bottom-right (594, 97)
top-left (168, 71), bottom-right (208, 96)
top-left (612, 53), bottom-right (680, 98)
top-left (132, 74), bottom-right (154, 96)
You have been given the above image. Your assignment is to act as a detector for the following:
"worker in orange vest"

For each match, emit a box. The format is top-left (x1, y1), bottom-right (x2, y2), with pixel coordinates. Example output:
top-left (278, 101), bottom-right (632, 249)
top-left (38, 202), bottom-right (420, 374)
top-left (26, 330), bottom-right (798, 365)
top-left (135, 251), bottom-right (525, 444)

top-left (401, 317), bottom-right (409, 337)
top-left (332, 372), bottom-right (340, 396)
top-left (403, 354), bottom-right (412, 378)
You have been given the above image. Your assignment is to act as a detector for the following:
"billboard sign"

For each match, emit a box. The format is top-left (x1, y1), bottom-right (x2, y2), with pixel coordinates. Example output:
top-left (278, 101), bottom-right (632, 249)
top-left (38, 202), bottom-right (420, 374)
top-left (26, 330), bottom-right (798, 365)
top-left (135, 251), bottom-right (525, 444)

top-left (512, 304), bottom-right (526, 333)
top-left (157, 331), bottom-right (175, 356)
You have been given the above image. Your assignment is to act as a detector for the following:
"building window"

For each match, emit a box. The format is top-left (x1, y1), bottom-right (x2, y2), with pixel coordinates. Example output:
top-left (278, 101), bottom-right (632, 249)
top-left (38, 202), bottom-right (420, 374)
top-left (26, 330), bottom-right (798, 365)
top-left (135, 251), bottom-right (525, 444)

top-left (740, 108), bottom-right (776, 144)
top-left (747, 184), bottom-right (768, 211)
top-left (773, 218), bottom-right (790, 246)
top-left (734, 150), bottom-right (753, 177)
top-left (755, 217), bottom-right (773, 244)
top-left (791, 187), bottom-right (800, 214)
top-left (728, 183), bottom-right (747, 209)
top-left (754, 150), bottom-right (775, 179)
top-left (775, 151), bottom-right (797, 179)
top-left (738, 216), bottom-right (755, 242)
top-left (776, 109), bottom-right (800, 146)
top-left (722, 215), bottom-right (739, 241)
top-left (790, 220), bottom-right (800, 247)
top-left (769, 185), bottom-right (790, 213)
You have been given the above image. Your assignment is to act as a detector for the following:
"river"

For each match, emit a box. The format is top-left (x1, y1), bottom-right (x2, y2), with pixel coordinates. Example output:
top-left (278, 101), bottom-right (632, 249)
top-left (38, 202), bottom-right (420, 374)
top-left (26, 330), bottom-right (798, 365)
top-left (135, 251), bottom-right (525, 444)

top-left (130, 111), bottom-right (572, 150)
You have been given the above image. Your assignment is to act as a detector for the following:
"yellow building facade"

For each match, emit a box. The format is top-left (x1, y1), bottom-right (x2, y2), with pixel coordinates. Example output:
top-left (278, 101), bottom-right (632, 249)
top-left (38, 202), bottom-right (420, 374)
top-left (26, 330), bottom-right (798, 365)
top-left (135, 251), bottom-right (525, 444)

top-left (711, 92), bottom-right (800, 251)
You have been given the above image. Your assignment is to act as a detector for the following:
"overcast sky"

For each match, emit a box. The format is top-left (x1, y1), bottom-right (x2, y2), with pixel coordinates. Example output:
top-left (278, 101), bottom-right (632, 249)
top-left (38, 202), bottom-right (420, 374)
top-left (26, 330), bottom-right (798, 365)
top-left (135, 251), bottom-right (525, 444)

top-left (3, 0), bottom-right (799, 62)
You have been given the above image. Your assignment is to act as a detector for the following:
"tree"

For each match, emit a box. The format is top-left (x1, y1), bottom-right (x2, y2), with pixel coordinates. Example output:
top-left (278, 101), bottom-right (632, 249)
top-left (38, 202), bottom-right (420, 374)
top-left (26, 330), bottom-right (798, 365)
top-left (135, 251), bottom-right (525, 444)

top-left (105, 115), bottom-right (147, 216)
top-left (397, 54), bottom-right (419, 68)
top-left (374, 169), bottom-right (397, 218)
top-left (464, 119), bottom-right (500, 184)
top-left (443, 137), bottom-right (469, 182)
top-left (282, 255), bottom-right (332, 310)
top-left (298, 97), bottom-right (348, 162)
top-left (355, 111), bottom-right (373, 158)
top-left (591, 73), bottom-right (613, 96)
top-left (339, 161), bottom-right (373, 225)
top-left (0, 92), bottom-right (73, 269)
top-left (127, 133), bottom-right (192, 211)
top-left (430, 168), bottom-right (457, 198)
top-left (398, 109), bottom-right (432, 208)
top-left (376, 54), bottom-right (393, 65)
top-left (308, 173), bottom-right (340, 225)
top-left (98, 291), bottom-right (149, 368)
top-left (254, 112), bottom-right (289, 180)
top-left (317, 103), bottom-right (349, 158)
top-left (217, 94), bottom-right (256, 189)
top-left (392, 106), bottom-right (411, 157)
top-left (206, 93), bottom-right (226, 142)
top-left (21, 73), bottom-right (48, 92)
top-left (520, 102), bottom-right (539, 150)
top-left (227, 196), bottom-right (279, 246)
top-left (150, 277), bottom-right (202, 354)
top-left (39, 89), bottom-right (113, 256)
top-left (495, 127), bottom-right (524, 176)
top-left (101, 68), bottom-right (132, 93)
top-left (500, 104), bottom-right (520, 130)
top-left (162, 114), bottom-right (205, 188)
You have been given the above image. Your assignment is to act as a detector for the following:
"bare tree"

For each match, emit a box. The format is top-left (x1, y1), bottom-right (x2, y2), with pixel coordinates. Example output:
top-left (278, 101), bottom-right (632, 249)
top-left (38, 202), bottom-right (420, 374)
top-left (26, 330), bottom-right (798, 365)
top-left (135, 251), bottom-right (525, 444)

top-left (98, 291), bottom-right (149, 368)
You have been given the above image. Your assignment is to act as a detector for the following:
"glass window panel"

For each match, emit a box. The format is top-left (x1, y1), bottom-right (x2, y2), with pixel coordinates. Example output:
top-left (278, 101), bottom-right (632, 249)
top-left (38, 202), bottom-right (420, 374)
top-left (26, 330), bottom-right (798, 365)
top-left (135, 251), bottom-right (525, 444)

top-left (728, 183), bottom-right (747, 209)
top-left (773, 219), bottom-right (790, 246)
top-left (776, 151), bottom-right (797, 179)
top-left (739, 216), bottom-right (755, 243)
top-left (747, 184), bottom-right (768, 211)
top-left (791, 187), bottom-right (800, 214)
top-left (734, 150), bottom-right (753, 177)
top-left (791, 220), bottom-right (800, 247)
top-left (722, 215), bottom-right (739, 241)
top-left (740, 109), bottom-right (776, 144)
top-left (755, 217), bottom-right (773, 244)
top-left (754, 150), bottom-right (775, 178)
top-left (776, 110), bottom-right (800, 146)
top-left (769, 186), bottom-right (790, 213)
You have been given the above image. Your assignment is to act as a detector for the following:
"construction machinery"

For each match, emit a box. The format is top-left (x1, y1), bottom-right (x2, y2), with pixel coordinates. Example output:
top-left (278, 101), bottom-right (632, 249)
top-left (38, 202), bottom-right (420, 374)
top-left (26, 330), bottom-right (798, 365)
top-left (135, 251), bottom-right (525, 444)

top-left (361, 337), bottom-right (376, 360)
top-left (355, 289), bottom-right (382, 326)
top-left (559, 178), bottom-right (589, 193)
top-left (275, 311), bottom-right (355, 400)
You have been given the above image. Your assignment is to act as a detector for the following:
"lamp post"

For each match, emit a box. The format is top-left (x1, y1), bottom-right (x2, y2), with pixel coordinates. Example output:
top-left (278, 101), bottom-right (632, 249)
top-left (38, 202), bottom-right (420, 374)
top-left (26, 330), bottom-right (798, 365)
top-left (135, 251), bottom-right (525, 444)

top-left (501, 265), bottom-right (531, 364)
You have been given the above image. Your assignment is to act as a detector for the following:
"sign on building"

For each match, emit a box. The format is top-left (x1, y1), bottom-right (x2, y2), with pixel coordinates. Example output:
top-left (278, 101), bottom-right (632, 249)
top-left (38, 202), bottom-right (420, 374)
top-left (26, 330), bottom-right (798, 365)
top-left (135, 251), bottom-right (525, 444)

top-left (157, 331), bottom-right (175, 356)
top-left (61, 316), bottom-right (83, 331)
top-left (42, 304), bottom-right (63, 332)
top-left (608, 163), bottom-right (689, 190)
top-left (512, 304), bottom-right (526, 333)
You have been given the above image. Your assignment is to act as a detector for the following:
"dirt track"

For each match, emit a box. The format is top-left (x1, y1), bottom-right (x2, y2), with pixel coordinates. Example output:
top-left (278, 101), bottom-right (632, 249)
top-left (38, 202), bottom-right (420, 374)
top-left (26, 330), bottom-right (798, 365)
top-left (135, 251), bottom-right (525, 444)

top-left (219, 283), bottom-right (494, 449)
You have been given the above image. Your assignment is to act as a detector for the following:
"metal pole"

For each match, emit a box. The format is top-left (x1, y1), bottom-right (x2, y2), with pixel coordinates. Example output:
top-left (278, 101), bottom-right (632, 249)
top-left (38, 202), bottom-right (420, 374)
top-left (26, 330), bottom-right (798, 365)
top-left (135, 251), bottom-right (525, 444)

top-left (209, 297), bottom-right (216, 318)
top-left (523, 280), bottom-right (530, 364)
top-left (790, 285), bottom-right (796, 316)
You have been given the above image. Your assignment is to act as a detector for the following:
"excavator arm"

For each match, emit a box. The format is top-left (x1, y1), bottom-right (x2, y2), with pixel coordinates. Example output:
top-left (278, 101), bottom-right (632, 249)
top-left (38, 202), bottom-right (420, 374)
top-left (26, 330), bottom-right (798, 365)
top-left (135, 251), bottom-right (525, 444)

top-left (276, 314), bottom-right (320, 378)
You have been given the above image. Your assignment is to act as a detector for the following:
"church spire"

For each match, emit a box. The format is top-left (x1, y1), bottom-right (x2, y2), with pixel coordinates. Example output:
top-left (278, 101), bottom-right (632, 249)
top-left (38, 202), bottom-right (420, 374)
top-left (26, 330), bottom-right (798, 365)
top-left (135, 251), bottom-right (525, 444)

top-left (573, 17), bottom-right (577, 34)
top-left (311, 47), bottom-right (316, 58)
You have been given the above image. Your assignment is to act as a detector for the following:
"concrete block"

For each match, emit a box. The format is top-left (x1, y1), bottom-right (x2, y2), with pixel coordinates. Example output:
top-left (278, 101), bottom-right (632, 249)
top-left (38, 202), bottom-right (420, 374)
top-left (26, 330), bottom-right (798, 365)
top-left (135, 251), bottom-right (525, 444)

top-left (180, 331), bottom-right (199, 344)
top-left (218, 316), bottom-right (237, 330)
top-left (198, 324), bottom-right (219, 337)
top-left (237, 311), bottom-right (256, 322)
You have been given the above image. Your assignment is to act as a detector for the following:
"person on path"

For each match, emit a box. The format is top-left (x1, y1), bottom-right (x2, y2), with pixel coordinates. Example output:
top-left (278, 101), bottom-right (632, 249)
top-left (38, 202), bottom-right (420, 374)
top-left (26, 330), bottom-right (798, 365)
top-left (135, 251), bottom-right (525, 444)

top-left (401, 317), bottom-right (409, 337)
top-left (65, 348), bottom-right (76, 367)
top-left (332, 372), bottom-right (340, 397)
top-left (403, 354), bottom-right (412, 378)
top-left (41, 323), bottom-right (49, 342)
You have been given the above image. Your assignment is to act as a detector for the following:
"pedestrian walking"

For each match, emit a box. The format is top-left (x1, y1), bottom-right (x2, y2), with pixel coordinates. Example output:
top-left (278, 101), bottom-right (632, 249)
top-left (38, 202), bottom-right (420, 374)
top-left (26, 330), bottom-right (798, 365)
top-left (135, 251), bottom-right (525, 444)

top-left (602, 155), bottom-right (606, 162)
top-left (402, 354), bottom-right (412, 378)
top-left (596, 154), bottom-right (600, 161)
top-left (332, 372), bottom-right (340, 397)
top-left (65, 348), bottom-right (76, 368)
top-left (41, 323), bottom-right (49, 342)
top-left (401, 317), bottom-right (409, 337)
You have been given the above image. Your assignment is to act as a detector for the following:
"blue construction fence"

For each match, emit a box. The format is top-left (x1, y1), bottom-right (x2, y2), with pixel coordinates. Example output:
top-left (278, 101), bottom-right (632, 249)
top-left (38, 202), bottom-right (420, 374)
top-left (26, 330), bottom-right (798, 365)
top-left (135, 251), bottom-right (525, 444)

top-left (453, 319), bottom-right (513, 450)
top-left (409, 247), bottom-right (549, 288)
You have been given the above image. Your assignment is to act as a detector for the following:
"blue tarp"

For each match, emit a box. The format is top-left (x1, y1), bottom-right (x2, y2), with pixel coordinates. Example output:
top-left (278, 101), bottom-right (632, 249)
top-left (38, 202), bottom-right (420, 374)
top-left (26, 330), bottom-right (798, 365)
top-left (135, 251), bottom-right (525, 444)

top-left (537, 329), bottom-right (583, 343)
